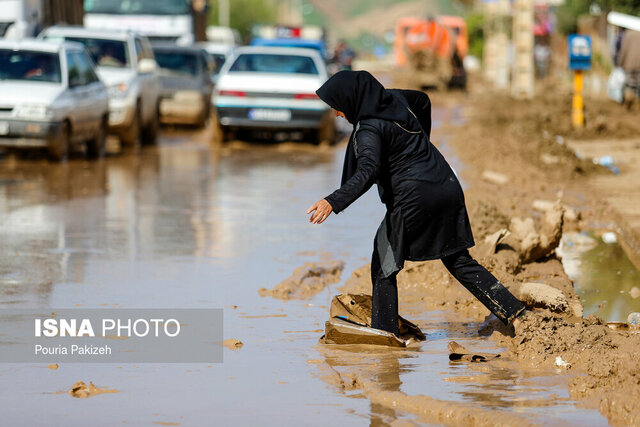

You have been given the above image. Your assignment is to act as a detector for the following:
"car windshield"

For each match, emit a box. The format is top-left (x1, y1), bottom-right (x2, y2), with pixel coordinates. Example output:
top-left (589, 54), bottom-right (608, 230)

top-left (84, 0), bottom-right (190, 15)
top-left (64, 37), bottom-right (130, 68)
top-left (229, 53), bottom-right (319, 75)
top-left (0, 50), bottom-right (62, 83)
top-left (154, 51), bottom-right (200, 77)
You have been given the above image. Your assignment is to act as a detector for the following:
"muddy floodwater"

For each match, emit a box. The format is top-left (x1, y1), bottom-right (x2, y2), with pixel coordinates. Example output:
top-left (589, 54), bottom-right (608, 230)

top-left (0, 121), bottom-right (609, 425)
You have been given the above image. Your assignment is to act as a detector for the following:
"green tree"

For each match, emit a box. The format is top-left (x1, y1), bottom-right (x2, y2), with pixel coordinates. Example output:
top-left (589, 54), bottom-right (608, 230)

top-left (208, 0), bottom-right (278, 42)
top-left (557, 0), bottom-right (640, 34)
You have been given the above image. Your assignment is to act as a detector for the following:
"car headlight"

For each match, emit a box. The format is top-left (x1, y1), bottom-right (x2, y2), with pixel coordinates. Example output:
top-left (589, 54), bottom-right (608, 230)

top-left (15, 105), bottom-right (54, 120)
top-left (108, 83), bottom-right (130, 99)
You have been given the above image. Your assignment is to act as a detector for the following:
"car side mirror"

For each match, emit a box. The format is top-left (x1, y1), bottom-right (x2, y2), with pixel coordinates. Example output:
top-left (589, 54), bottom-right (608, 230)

top-left (138, 58), bottom-right (157, 74)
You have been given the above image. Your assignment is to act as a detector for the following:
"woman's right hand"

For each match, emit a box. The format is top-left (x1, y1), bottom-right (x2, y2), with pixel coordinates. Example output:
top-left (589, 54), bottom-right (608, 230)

top-left (306, 199), bottom-right (333, 224)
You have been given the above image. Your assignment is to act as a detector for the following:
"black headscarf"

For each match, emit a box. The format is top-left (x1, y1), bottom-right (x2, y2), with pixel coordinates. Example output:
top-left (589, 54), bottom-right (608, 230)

top-left (316, 71), bottom-right (413, 185)
top-left (316, 70), bottom-right (409, 124)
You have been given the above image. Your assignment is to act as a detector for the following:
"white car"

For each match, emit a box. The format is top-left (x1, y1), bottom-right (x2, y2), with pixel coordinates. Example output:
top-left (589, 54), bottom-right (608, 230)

top-left (40, 26), bottom-right (160, 146)
top-left (0, 39), bottom-right (109, 161)
top-left (213, 46), bottom-right (334, 144)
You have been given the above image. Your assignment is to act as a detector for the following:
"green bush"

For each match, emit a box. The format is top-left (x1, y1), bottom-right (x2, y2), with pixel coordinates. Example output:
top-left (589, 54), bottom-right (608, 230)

top-left (466, 12), bottom-right (483, 58)
top-left (208, 0), bottom-right (277, 41)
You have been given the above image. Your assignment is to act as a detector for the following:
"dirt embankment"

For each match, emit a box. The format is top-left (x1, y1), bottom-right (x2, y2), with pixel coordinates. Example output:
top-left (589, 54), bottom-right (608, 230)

top-left (334, 84), bottom-right (640, 425)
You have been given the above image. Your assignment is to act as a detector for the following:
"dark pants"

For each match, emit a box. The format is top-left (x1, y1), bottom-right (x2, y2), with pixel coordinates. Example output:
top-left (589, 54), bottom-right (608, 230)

top-left (370, 249), bottom-right (525, 335)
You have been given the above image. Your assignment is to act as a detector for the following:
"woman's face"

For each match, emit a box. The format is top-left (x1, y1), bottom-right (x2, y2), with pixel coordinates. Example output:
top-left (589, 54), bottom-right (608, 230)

top-left (333, 109), bottom-right (346, 119)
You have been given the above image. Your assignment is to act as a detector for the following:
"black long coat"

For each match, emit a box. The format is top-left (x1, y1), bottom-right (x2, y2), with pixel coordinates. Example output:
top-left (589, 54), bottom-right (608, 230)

top-left (325, 90), bottom-right (474, 277)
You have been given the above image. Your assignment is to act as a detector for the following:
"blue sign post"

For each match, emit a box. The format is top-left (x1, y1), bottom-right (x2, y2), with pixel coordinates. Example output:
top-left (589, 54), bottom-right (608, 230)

top-left (568, 35), bottom-right (592, 128)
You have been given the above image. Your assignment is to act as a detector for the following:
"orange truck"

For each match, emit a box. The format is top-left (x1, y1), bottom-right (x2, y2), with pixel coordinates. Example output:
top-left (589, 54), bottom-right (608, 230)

top-left (394, 15), bottom-right (468, 89)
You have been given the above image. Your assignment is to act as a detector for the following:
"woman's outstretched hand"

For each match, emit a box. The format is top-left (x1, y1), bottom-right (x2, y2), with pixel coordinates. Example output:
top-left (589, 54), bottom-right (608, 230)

top-left (307, 199), bottom-right (333, 224)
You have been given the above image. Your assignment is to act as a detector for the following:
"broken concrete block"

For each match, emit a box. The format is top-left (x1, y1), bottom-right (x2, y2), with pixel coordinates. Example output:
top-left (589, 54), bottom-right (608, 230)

top-left (515, 282), bottom-right (569, 312)
top-left (482, 170), bottom-right (509, 185)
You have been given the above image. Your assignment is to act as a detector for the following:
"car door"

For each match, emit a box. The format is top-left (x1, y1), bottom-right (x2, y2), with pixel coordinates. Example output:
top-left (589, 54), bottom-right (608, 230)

top-left (73, 50), bottom-right (106, 136)
top-left (65, 50), bottom-right (90, 141)
top-left (200, 51), bottom-right (214, 98)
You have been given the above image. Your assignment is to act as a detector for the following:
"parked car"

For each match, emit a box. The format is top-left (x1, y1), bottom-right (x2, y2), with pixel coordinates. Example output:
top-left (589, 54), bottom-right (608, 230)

top-left (213, 46), bottom-right (334, 144)
top-left (0, 39), bottom-right (109, 161)
top-left (39, 26), bottom-right (160, 146)
top-left (151, 43), bottom-right (214, 127)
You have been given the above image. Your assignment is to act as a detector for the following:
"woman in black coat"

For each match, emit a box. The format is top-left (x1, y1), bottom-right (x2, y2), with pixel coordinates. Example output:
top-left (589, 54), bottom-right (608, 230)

top-left (307, 71), bottom-right (525, 335)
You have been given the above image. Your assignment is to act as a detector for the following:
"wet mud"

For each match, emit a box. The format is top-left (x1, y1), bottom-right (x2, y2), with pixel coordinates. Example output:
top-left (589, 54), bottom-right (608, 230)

top-left (258, 261), bottom-right (345, 300)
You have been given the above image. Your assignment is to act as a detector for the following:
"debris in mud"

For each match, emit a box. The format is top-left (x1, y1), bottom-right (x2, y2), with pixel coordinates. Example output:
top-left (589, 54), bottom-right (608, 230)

top-left (223, 339), bottom-right (243, 350)
top-left (258, 261), bottom-right (345, 300)
top-left (68, 380), bottom-right (118, 398)
top-left (515, 282), bottom-right (568, 312)
top-left (555, 356), bottom-right (571, 368)
top-left (481, 170), bottom-right (509, 185)
top-left (448, 341), bottom-right (501, 362)
top-left (47, 363), bottom-right (58, 370)
top-left (630, 287), bottom-right (640, 299)
top-left (322, 319), bottom-right (408, 347)
top-left (602, 231), bottom-right (618, 244)
top-left (320, 294), bottom-right (425, 347)
top-left (629, 312), bottom-right (640, 325)
top-left (478, 229), bottom-right (510, 258)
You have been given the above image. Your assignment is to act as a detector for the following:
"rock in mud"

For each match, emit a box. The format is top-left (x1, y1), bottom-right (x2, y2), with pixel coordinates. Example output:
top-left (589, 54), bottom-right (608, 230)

top-left (477, 228), bottom-right (510, 258)
top-left (505, 202), bottom-right (564, 264)
top-left (481, 170), bottom-right (509, 185)
top-left (629, 287), bottom-right (640, 299)
top-left (515, 282), bottom-right (568, 312)
top-left (223, 339), bottom-right (243, 350)
top-left (68, 380), bottom-right (118, 398)
top-left (258, 261), bottom-right (345, 300)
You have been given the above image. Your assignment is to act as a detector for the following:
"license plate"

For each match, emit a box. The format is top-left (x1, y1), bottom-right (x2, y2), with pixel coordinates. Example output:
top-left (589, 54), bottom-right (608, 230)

top-left (248, 109), bottom-right (291, 122)
top-left (0, 121), bottom-right (8, 135)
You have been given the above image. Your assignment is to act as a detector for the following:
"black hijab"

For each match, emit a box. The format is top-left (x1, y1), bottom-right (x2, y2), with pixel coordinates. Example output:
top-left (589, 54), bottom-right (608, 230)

top-left (316, 71), bottom-right (413, 185)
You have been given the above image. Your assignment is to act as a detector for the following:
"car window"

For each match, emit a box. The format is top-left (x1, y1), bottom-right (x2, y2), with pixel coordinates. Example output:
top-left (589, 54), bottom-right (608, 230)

top-left (228, 53), bottom-right (319, 75)
top-left (66, 51), bottom-right (83, 86)
top-left (153, 50), bottom-right (201, 77)
top-left (0, 49), bottom-right (62, 83)
top-left (64, 36), bottom-right (130, 68)
top-left (73, 51), bottom-right (100, 85)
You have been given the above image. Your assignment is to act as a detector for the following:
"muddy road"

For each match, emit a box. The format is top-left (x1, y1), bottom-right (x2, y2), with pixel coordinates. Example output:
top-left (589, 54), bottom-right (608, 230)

top-left (0, 98), bottom-right (635, 426)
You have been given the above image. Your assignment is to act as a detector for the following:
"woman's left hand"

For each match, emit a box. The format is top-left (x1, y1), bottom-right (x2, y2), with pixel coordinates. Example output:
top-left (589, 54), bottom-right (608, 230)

top-left (306, 199), bottom-right (333, 224)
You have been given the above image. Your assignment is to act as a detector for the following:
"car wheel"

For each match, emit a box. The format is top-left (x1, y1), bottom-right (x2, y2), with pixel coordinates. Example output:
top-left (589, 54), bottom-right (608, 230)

top-left (86, 116), bottom-right (108, 159)
top-left (212, 118), bottom-right (230, 144)
top-left (121, 105), bottom-right (141, 148)
top-left (48, 120), bottom-right (70, 162)
top-left (141, 103), bottom-right (159, 145)
top-left (196, 104), bottom-right (209, 129)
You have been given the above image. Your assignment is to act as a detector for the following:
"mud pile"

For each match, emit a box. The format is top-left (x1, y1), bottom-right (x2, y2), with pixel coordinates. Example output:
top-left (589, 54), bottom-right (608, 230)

top-left (67, 380), bottom-right (118, 398)
top-left (501, 310), bottom-right (640, 425)
top-left (339, 196), bottom-right (638, 424)
top-left (259, 261), bottom-right (345, 300)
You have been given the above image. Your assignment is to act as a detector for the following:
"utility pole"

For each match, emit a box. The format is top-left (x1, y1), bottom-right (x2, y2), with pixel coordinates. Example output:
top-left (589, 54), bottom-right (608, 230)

top-left (512, 0), bottom-right (534, 98)
top-left (483, 0), bottom-right (510, 90)
top-left (218, 0), bottom-right (230, 27)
